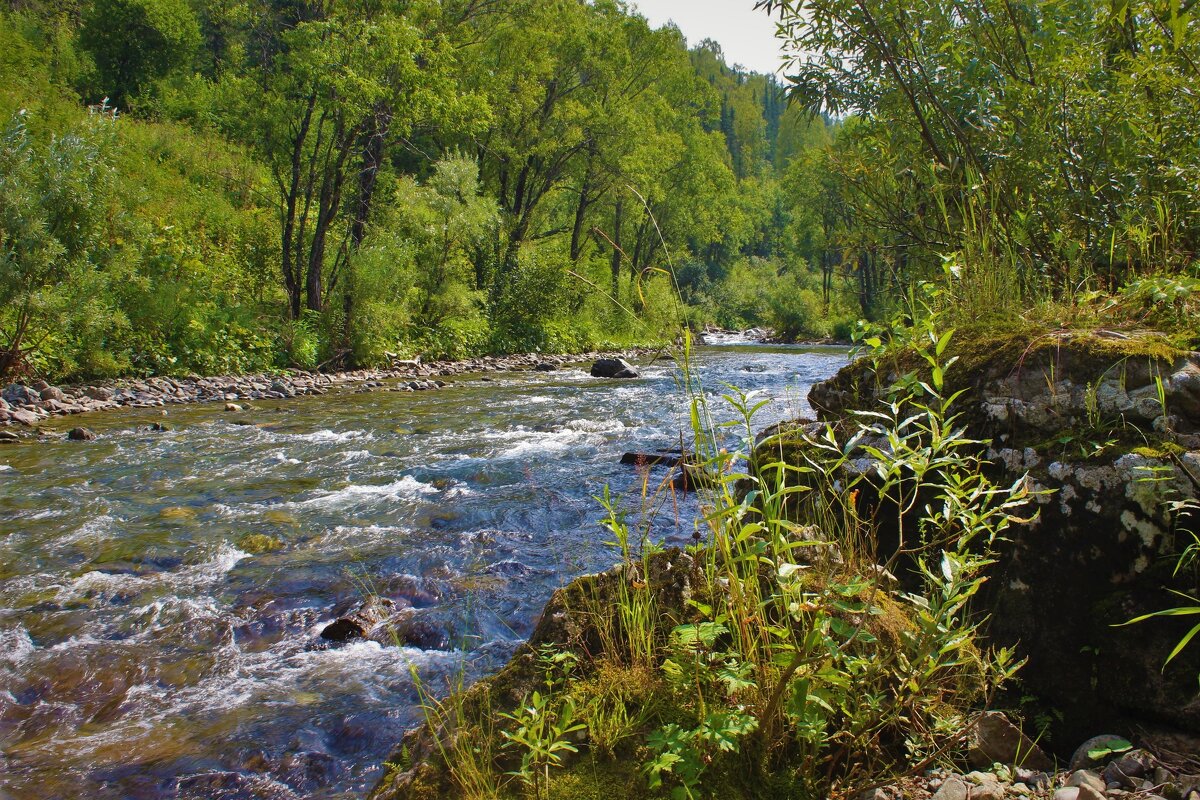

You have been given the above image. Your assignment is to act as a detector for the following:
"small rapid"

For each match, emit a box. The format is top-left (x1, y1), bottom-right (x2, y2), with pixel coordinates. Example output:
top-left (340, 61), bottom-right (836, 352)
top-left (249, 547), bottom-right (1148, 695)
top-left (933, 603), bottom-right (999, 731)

top-left (0, 343), bottom-right (847, 799)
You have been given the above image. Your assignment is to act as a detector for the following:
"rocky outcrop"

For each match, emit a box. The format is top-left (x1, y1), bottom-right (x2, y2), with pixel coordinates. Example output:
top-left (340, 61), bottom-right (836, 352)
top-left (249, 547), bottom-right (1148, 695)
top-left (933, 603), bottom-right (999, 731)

top-left (792, 330), bottom-right (1200, 745)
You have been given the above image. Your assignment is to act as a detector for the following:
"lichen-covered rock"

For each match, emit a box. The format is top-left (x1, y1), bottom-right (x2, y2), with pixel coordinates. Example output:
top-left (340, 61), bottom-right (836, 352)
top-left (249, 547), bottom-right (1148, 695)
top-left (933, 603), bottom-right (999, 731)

top-left (792, 330), bottom-right (1200, 746)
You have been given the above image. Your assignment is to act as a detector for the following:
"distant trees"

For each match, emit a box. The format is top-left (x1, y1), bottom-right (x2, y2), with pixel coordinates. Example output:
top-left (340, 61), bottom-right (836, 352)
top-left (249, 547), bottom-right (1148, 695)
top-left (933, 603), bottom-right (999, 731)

top-left (0, 0), bottom-right (853, 382)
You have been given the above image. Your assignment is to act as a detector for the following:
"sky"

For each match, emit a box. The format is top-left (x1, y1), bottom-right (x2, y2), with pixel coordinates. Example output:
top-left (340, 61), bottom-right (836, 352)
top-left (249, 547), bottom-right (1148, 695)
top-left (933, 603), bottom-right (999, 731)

top-left (630, 0), bottom-right (788, 75)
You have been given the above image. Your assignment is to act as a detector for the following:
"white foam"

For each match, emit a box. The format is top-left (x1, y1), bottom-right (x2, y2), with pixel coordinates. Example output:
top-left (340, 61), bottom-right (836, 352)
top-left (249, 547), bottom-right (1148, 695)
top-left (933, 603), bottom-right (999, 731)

top-left (291, 475), bottom-right (437, 509)
top-left (270, 451), bottom-right (302, 466)
top-left (0, 464), bottom-right (11, 472)
top-left (289, 429), bottom-right (372, 444)
top-left (57, 543), bottom-right (247, 603)
top-left (59, 514), bottom-right (118, 546)
top-left (0, 626), bottom-right (35, 664)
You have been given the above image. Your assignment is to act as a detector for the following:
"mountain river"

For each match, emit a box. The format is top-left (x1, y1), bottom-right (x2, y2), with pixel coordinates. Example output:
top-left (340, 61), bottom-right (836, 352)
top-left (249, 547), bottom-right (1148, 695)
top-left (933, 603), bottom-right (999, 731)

top-left (0, 341), bottom-right (848, 799)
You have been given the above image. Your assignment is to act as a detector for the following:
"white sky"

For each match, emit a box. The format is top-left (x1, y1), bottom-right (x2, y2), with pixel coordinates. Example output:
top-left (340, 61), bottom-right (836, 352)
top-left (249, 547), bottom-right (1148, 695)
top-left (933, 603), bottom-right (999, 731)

top-left (631, 0), bottom-right (787, 75)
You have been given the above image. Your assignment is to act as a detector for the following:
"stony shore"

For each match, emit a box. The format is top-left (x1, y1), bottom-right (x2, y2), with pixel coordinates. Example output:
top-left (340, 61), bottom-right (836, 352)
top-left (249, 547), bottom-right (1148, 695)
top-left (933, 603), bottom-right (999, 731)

top-left (0, 347), bottom-right (661, 432)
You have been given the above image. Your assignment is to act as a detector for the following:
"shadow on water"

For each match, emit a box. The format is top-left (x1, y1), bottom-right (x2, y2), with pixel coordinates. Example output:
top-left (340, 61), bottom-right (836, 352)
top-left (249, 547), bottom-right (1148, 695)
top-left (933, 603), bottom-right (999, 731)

top-left (0, 343), bottom-right (848, 799)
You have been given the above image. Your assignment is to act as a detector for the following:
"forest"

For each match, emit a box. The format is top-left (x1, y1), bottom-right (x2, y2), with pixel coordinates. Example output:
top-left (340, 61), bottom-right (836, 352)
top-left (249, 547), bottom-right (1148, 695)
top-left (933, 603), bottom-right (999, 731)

top-left (0, 0), bottom-right (852, 382)
top-left (3, 0), bottom-right (1200, 376)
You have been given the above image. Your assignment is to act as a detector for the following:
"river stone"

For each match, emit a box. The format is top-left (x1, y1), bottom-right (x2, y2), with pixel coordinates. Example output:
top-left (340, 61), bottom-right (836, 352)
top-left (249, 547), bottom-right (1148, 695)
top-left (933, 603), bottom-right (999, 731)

top-left (1070, 735), bottom-right (1131, 771)
top-left (590, 357), bottom-right (638, 379)
top-left (1054, 788), bottom-right (1081, 800)
top-left (1113, 750), bottom-right (1155, 779)
top-left (1077, 785), bottom-right (1106, 800)
top-left (1068, 770), bottom-right (1107, 793)
top-left (39, 386), bottom-right (64, 402)
top-left (67, 427), bottom-right (97, 441)
top-left (9, 409), bottom-right (39, 426)
top-left (967, 711), bottom-right (1053, 770)
top-left (931, 777), bottom-right (969, 800)
top-left (320, 596), bottom-right (398, 642)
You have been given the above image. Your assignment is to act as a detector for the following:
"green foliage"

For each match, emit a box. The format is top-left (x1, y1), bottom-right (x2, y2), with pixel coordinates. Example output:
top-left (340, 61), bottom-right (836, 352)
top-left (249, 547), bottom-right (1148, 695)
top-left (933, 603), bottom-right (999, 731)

top-left (416, 330), bottom-right (1034, 797)
top-left (0, 108), bottom-right (117, 377)
top-left (766, 0), bottom-right (1200, 321)
top-left (80, 0), bottom-right (201, 105)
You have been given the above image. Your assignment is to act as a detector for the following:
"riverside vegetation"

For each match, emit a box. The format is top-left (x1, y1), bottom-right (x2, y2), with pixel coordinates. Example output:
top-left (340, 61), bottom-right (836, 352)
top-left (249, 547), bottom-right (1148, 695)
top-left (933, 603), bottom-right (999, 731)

top-left (371, 324), bottom-right (1200, 800)
top-left (372, 331), bottom-right (1035, 799)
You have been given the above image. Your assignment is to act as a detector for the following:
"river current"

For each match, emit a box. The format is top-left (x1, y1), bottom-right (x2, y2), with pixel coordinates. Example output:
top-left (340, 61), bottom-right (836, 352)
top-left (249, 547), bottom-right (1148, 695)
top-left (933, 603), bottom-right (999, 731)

top-left (0, 342), bottom-right (848, 799)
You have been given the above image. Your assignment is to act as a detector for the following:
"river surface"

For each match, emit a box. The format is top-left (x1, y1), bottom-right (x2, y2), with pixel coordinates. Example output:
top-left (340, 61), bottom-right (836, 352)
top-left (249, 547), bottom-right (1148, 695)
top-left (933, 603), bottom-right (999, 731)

top-left (0, 342), bottom-right (847, 800)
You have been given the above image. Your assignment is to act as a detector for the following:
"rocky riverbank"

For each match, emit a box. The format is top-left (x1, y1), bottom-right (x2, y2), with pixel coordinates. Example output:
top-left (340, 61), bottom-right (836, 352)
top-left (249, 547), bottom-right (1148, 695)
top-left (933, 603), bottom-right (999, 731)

top-left (0, 347), bottom-right (662, 433)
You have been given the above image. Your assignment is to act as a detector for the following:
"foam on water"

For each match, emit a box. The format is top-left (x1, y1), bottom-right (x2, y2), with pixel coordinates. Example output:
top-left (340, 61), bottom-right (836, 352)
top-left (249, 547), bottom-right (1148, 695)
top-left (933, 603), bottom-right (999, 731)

top-left (57, 543), bottom-right (248, 604)
top-left (0, 625), bottom-right (35, 663)
top-left (289, 475), bottom-right (437, 509)
top-left (286, 429), bottom-right (373, 444)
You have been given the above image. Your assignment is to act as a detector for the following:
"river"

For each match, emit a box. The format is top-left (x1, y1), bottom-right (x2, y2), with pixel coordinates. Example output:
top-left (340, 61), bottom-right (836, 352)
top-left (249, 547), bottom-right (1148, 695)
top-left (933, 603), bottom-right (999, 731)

top-left (0, 342), bottom-right (848, 800)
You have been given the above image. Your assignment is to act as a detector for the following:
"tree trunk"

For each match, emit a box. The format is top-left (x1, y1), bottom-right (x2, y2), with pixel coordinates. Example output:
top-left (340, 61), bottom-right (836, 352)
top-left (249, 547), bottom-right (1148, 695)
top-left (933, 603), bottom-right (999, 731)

top-left (610, 199), bottom-right (623, 298)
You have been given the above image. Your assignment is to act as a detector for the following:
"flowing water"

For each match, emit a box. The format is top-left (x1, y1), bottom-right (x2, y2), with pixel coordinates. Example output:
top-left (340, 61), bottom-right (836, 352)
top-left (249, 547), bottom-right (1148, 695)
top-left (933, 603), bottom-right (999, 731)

top-left (0, 342), bottom-right (848, 800)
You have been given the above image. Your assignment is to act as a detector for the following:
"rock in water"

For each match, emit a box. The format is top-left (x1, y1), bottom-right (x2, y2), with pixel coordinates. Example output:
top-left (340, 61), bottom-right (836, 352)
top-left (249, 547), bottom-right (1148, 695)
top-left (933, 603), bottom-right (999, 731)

top-left (320, 596), bottom-right (398, 642)
top-left (967, 711), bottom-right (1053, 770)
top-left (589, 358), bottom-right (638, 379)
top-left (67, 427), bottom-right (96, 441)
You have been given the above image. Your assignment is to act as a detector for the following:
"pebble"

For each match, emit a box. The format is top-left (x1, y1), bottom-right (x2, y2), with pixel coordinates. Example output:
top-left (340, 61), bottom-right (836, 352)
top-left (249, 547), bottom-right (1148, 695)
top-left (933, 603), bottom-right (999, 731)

top-left (0, 349), bottom-right (656, 428)
top-left (1068, 770), bottom-right (1106, 793)
top-left (1054, 788), bottom-right (1081, 800)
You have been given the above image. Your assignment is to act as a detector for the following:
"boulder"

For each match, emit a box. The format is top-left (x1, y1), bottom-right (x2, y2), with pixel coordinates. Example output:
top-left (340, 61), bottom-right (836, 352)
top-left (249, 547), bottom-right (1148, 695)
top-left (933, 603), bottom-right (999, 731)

top-left (966, 711), bottom-right (1053, 770)
top-left (9, 409), bottom-right (40, 426)
top-left (619, 451), bottom-right (682, 467)
top-left (320, 596), bottom-right (400, 642)
top-left (67, 427), bottom-right (97, 441)
top-left (39, 386), bottom-right (65, 402)
top-left (589, 358), bottom-right (639, 379)
top-left (3, 384), bottom-right (39, 406)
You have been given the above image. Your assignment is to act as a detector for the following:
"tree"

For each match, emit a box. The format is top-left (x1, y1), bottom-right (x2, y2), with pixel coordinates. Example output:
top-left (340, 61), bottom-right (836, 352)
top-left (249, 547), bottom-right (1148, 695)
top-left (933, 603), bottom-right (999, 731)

top-left (0, 111), bottom-right (116, 378)
top-left (81, 0), bottom-right (200, 105)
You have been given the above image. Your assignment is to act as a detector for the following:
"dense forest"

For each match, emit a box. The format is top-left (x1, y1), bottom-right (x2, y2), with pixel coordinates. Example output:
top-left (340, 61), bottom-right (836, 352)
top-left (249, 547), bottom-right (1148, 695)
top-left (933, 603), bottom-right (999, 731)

top-left (0, 0), bottom-right (854, 382)
top-left (4, 0), bottom-right (1200, 382)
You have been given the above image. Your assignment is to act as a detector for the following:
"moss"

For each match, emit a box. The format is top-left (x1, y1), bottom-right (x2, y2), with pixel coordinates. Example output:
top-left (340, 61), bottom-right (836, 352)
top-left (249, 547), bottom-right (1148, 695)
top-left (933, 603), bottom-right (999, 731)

top-left (1131, 441), bottom-right (1187, 460)
top-left (547, 755), bottom-right (656, 800)
top-left (238, 533), bottom-right (284, 554)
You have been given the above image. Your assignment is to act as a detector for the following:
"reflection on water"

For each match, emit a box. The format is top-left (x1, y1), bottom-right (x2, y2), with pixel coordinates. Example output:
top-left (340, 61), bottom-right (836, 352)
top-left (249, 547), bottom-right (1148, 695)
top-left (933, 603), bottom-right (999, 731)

top-left (0, 344), bottom-right (847, 799)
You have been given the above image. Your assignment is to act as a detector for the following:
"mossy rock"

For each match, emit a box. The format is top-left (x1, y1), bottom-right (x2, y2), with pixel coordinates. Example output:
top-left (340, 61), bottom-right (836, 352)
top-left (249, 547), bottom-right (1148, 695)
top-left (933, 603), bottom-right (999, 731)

top-left (237, 533), bottom-right (284, 554)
